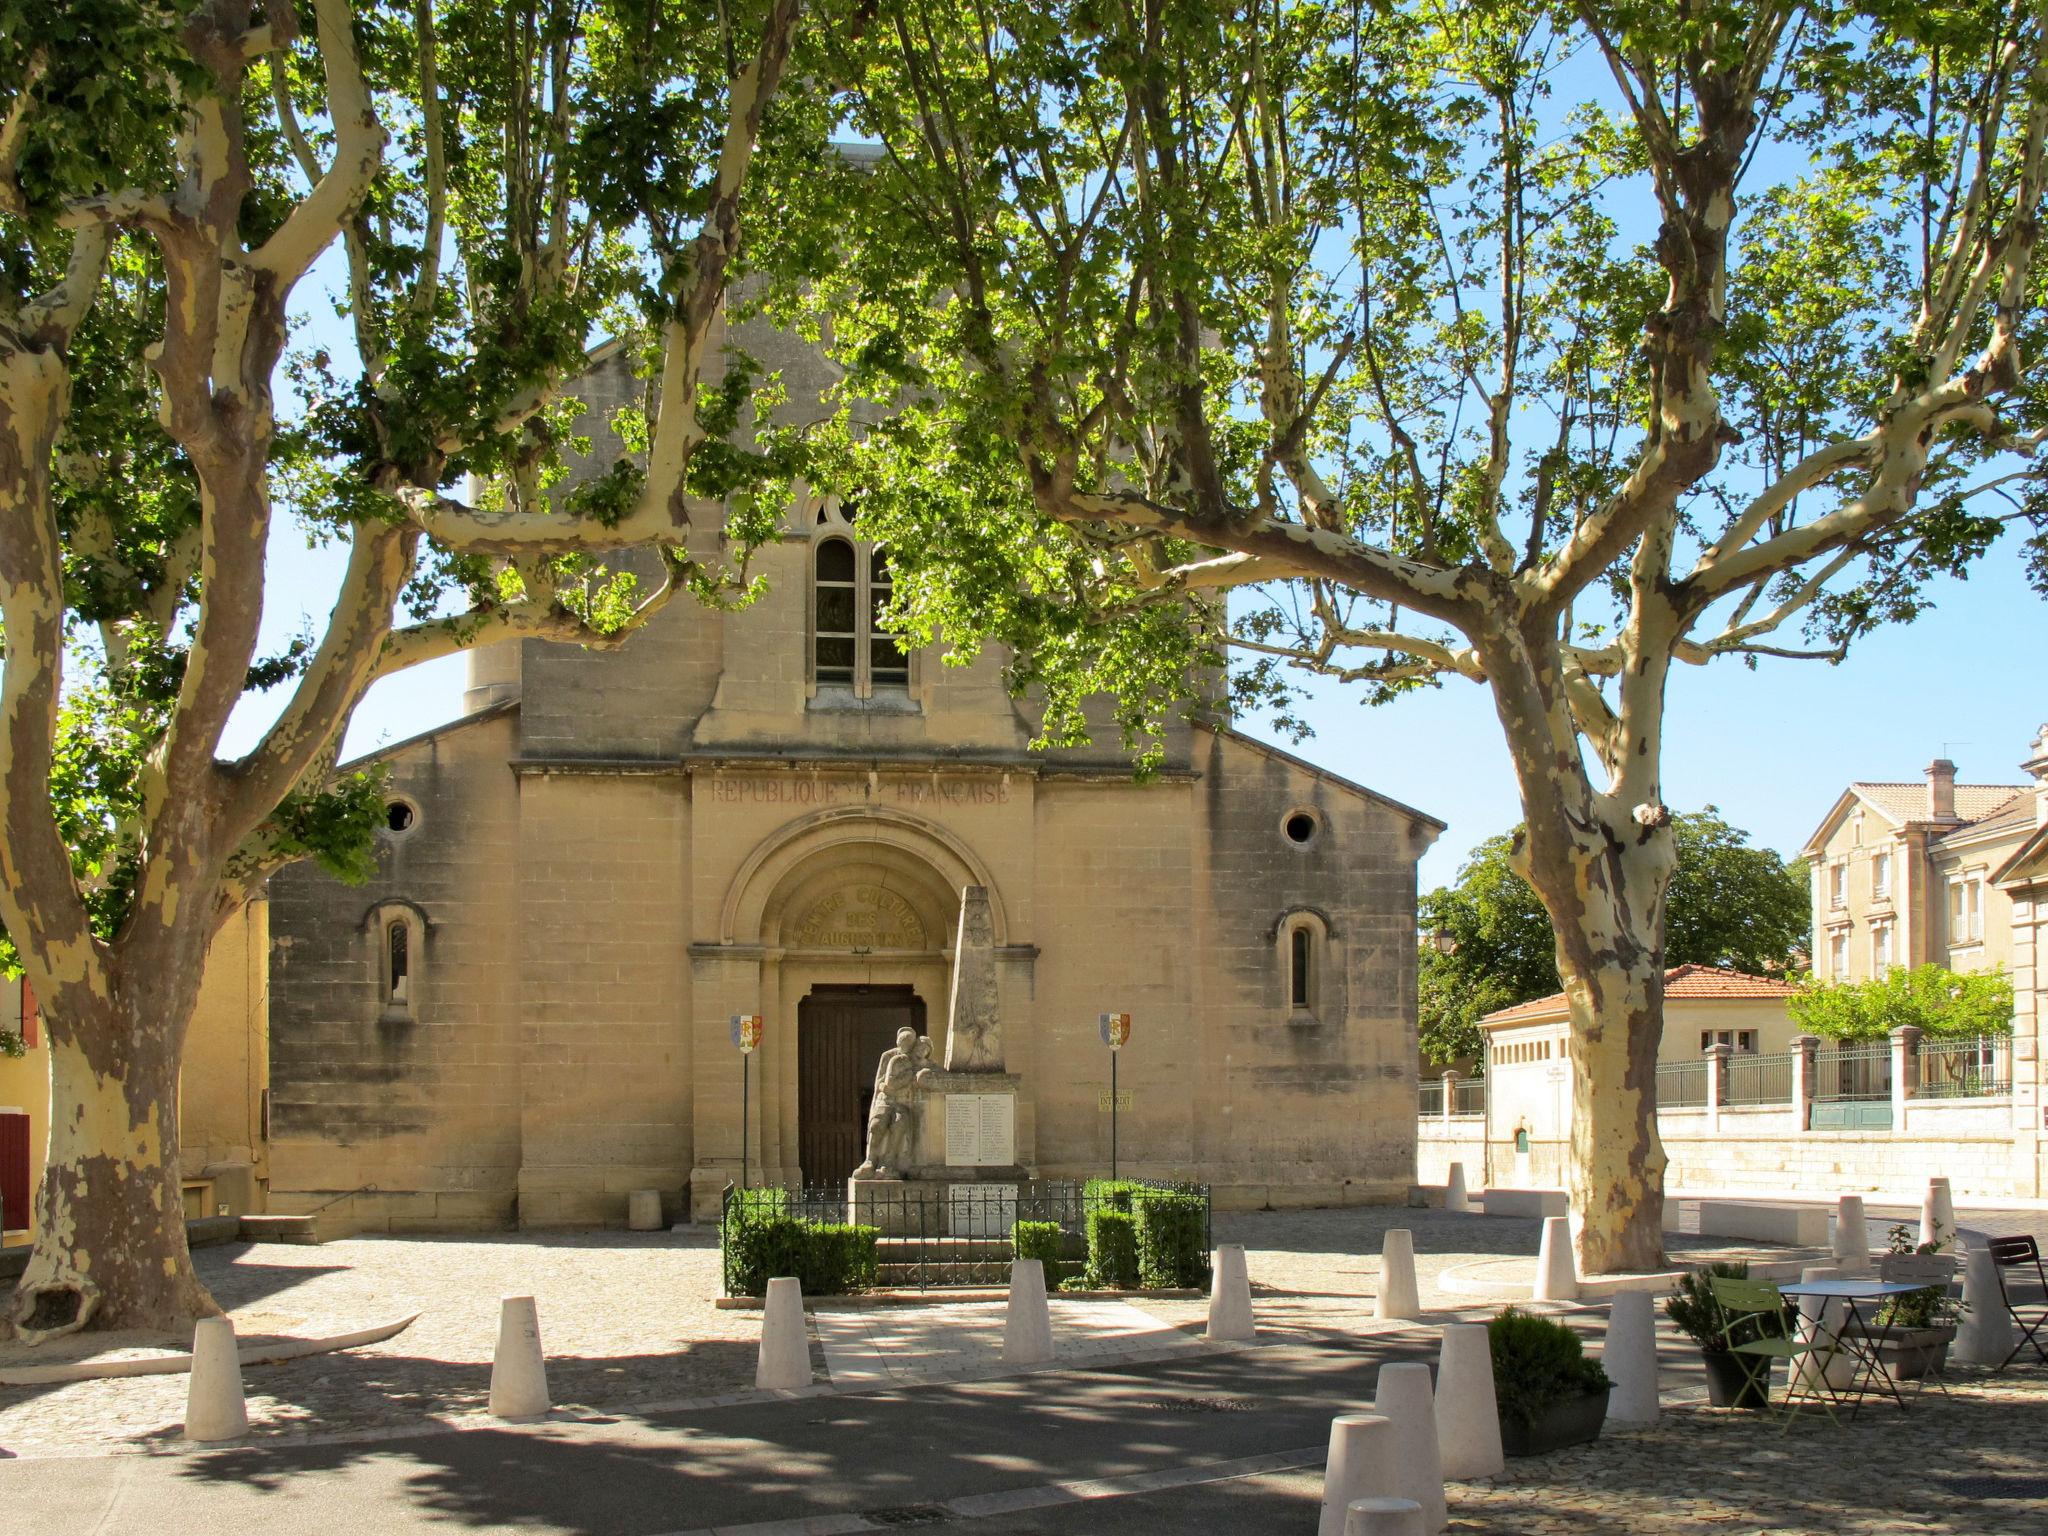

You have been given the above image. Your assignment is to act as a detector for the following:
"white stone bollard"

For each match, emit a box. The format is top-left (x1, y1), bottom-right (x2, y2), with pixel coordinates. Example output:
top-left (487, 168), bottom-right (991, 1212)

top-left (1955, 1245), bottom-right (2017, 1366)
top-left (1318, 1413), bottom-right (1397, 1536)
top-left (1791, 1265), bottom-right (1856, 1393)
top-left (1602, 1289), bottom-right (1659, 1425)
top-left (1434, 1322), bottom-right (1505, 1480)
top-left (1832, 1195), bottom-right (1868, 1269)
top-left (755, 1276), bottom-right (812, 1390)
top-left (1206, 1244), bottom-right (1256, 1342)
top-left (489, 1294), bottom-right (551, 1419)
top-left (1371, 1360), bottom-right (1447, 1532)
top-left (627, 1189), bottom-right (664, 1231)
top-left (1443, 1163), bottom-right (1469, 1214)
top-left (1345, 1497), bottom-right (1426, 1536)
top-left (1003, 1257), bottom-right (1054, 1365)
top-left (1920, 1177), bottom-right (1954, 1251)
top-left (1533, 1216), bottom-right (1577, 1302)
top-left (183, 1316), bottom-right (249, 1442)
top-left (1375, 1229), bottom-right (1422, 1322)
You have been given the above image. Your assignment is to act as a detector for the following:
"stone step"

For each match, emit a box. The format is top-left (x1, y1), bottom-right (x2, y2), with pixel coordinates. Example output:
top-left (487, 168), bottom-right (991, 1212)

top-left (239, 1213), bottom-right (320, 1245)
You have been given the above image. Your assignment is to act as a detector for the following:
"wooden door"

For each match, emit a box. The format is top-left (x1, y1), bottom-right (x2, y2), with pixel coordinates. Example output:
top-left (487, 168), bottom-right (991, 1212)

top-left (798, 986), bottom-right (925, 1186)
top-left (0, 1111), bottom-right (30, 1234)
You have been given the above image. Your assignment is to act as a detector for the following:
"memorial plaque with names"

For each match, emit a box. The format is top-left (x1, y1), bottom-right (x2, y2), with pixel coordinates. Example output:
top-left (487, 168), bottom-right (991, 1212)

top-left (944, 1093), bottom-right (1016, 1167)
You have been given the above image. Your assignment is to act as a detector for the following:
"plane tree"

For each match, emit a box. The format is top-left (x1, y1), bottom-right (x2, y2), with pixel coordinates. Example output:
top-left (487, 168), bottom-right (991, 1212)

top-left (807, 0), bottom-right (2048, 1271)
top-left (0, 0), bottom-right (821, 1337)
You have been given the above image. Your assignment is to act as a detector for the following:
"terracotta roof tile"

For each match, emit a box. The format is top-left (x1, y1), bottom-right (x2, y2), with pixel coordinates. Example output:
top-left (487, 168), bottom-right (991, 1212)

top-left (1851, 781), bottom-right (2027, 826)
top-left (1479, 964), bottom-right (1800, 1027)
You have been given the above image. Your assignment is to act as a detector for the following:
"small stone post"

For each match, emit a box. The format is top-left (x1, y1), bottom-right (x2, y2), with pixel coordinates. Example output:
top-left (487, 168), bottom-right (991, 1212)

top-left (1602, 1290), bottom-right (1659, 1426)
top-left (1371, 1361), bottom-right (1447, 1532)
top-left (1791, 1033), bottom-right (1820, 1133)
top-left (1375, 1229), bottom-right (1422, 1322)
top-left (627, 1189), bottom-right (663, 1231)
top-left (489, 1295), bottom-right (551, 1419)
top-left (1434, 1323), bottom-right (1505, 1480)
top-left (1956, 1245), bottom-right (2018, 1365)
top-left (1003, 1258), bottom-right (1054, 1365)
top-left (1346, 1498), bottom-right (1426, 1536)
top-left (1832, 1194), bottom-right (1868, 1270)
top-left (756, 1277), bottom-right (812, 1390)
top-left (183, 1316), bottom-right (249, 1442)
top-left (1891, 1025), bottom-right (1922, 1130)
top-left (1318, 1414), bottom-right (1397, 1536)
top-left (1439, 1069), bottom-right (1458, 1123)
top-left (1443, 1161), bottom-right (1469, 1214)
top-left (1207, 1244), bottom-right (1256, 1342)
top-left (1533, 1215), bottom-right (1577, 1302)
top-left (1920, 1176), bottom-right (1954, 1251)
top-left (1704, 1042), bottom-right (1731, 1135)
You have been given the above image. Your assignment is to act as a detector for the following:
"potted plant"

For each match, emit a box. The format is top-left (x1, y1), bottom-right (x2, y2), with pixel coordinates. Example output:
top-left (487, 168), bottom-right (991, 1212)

top-left (1665, 1262), bottom-right (1783, 1409)
top-left (1488, 1308), bottom-right (1612, 1456)
top-left (1866, 1225), bottom-right (1961, 1380)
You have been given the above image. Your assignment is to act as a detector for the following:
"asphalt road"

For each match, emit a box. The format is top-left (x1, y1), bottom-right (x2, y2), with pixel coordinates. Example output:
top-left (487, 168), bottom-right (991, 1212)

top-left (0, 1338), bottom-right (1454, 1536)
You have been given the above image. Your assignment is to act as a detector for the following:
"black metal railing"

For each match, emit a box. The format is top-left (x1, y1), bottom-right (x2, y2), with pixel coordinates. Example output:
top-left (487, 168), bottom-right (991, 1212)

top-left (720, 1177), bottom-right (1212, 1295)
top-left (1814, 1040), bottom-right (1891, 1103)
top-left (1451, 1077), bottom-right (1486, 1117)
top-left (1723, 1051), bottom-right (1795, 1106)
top-left (1418, 1080), bottom-right (1445, 1117)
top-left (1913, 1036), bottom-right (2012, 1099)
top-left (1655, 1059), bottom-right (1708, 1108)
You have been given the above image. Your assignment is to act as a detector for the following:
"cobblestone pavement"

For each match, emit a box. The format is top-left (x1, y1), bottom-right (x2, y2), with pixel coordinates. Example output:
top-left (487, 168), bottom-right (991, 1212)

top-left (0, 1230), bottom-right (758, 1453)
top-left (813, 1297), bottom-right (1219, 1386)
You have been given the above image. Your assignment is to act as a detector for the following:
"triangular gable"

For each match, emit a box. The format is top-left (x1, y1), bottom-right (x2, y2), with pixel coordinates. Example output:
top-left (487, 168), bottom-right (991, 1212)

top-left (1202, 723), bottom-right (1447, 832)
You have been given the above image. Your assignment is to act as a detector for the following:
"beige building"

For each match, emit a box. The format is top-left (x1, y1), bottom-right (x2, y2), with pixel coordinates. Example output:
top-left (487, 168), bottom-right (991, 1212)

top-left (1471, 966), bottom-right (1803, 1187)
top-left (235, 339), bottom-right (1443, 1232)
top-left (1800, 758), bottom-right (2034, 985)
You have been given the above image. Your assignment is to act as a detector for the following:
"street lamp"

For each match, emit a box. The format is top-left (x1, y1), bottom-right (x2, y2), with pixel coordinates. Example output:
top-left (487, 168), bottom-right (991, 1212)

top-left (1426, 928), bottom-right (1458, 956)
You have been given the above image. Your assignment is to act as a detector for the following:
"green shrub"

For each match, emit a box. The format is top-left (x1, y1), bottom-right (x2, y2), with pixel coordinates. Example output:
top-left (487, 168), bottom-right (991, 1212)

top-left (1488, 1307), bottom-right (1611, 1429)
top-left (1014, 1219), bottom-right (1066, 1286)
top-left (1664, 1262), bottom-right (1787, 1353)
top-left (721, 1189), bottom-right (877, 1297)
top-left (800, 1223), bottom-right (880, 1294)
top-left (1084, 1178), bottom-right (1146, 1214)
top-left (723, 1214), bottom-right (809, 1296)
top-left (1133, 1190), bottom-right (1209, 1288)
top-left (1086, 1208), bottom-right (1139, 1288)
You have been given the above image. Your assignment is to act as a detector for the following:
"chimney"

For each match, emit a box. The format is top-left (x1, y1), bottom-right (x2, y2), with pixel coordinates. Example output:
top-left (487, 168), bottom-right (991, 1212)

top-left (2025, 725), bottom-right (2048, 829)
top-left (1925, 758), bottom-right (1958, 821)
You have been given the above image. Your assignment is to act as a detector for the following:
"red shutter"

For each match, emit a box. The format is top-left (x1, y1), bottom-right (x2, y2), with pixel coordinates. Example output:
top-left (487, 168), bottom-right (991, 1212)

top-left (0, 1111), bottom-right (29, 1233)
top-left (19, 979), bottom-right (38, 1049)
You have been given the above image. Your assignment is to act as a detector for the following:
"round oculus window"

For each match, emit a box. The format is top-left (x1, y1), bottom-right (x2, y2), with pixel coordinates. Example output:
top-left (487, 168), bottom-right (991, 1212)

top-left (384, 799), bottom-right (417, 834)
top-left (1284, 810), bottom-right (1319, 846)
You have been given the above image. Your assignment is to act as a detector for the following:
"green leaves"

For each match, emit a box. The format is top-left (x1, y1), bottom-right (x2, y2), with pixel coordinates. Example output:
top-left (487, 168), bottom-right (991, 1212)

top-left (1787, 962), bottom-right (2015, 1040)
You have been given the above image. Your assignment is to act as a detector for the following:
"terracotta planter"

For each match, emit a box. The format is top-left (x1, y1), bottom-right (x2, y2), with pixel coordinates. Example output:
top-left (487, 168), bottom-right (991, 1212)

top-left (1499, 1387), bottom-right (1610, 1457)
top-left (1700, 1349), bottom-right (1770, 1409)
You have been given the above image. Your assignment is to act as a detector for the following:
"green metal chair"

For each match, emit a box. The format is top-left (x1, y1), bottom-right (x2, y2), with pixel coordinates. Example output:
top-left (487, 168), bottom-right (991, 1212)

top-left (1708, 1274), bottom-right (1843, 1431)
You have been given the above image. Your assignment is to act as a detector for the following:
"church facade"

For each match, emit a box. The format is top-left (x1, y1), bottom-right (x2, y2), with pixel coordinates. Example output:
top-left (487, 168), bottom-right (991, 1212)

top-left (249, 349), bottom-right (1443, 1231)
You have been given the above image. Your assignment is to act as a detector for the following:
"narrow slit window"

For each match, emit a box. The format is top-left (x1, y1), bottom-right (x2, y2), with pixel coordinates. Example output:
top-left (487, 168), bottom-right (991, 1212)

top-left (387, 920), bottom-right (410, 1003)
top-left (1290, 926), bottom-right (1312, 1009)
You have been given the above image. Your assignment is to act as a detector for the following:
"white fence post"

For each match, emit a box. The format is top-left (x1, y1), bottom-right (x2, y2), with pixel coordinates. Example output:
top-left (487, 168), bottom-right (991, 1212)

top-left (1890, 1025), bottom-right (1921, 1131)
top-left (1705, 1043), bottom-right (1730, 1135)
top-left (1791, 1033), bottom-right (1819, 1133)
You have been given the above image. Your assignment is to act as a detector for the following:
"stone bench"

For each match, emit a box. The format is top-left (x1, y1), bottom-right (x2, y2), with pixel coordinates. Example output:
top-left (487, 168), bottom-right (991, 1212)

top-left (1479, 1188), bottom-right (1568, 1218)
top-left (1685, 1200), bottom-right (1828, 1247)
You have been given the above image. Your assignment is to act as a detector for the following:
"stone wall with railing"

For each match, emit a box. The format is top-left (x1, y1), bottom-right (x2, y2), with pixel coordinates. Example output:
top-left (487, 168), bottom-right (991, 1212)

top-left (1415, 1027), bottom-right (2028, 1198)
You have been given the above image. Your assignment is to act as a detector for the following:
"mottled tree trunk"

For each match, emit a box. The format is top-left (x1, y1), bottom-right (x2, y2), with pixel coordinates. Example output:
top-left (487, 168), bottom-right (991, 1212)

top-left (8, 992), bottom-right (216, 1341)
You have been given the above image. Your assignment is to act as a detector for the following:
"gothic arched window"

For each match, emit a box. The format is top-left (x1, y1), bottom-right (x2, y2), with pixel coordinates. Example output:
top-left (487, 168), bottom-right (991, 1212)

top-left (811, 500), bottom-right (909, 696)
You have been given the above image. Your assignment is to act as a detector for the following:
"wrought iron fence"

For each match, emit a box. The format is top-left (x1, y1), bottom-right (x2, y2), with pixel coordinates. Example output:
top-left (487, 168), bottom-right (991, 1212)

top-left (1723, 1051), bottom-right (1795, 1107)
top-left (1655, 1059), bottom-right (1708, 1109)
top-left (720, 1177), bottom-right (1212, 1294)
top-left (1813, 1040), bottom-right (1891, 1102)
top-left (1452, 1077), bottom-right (1487, 1117)
top-left (1912, 1036), bottom-right (2012, 1099)
top-left (1418, 1080), bottom-right (1445, 1117)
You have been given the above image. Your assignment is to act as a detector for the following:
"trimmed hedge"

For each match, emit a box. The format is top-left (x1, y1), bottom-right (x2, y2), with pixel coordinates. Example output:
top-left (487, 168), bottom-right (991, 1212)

top-left (1086, 1208), bottom-right (1140, 1289)
top-left (1133, 1190), bottom-right (1209, 1289)
top-left (1488, 1306), bottom-right (1611, 1429)
top-left (1013, 1219), bottom-right (1066, 1287)
top-left (722, 1192), bottom-right (877, 1296)
top-left (1083, 1178), bottom-right (1147, 1214)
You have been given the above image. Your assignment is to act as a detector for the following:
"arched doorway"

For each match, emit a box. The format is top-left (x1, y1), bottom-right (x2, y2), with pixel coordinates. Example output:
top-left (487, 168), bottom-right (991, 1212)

top-left (797, 984), bottom-right (926, 1185)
